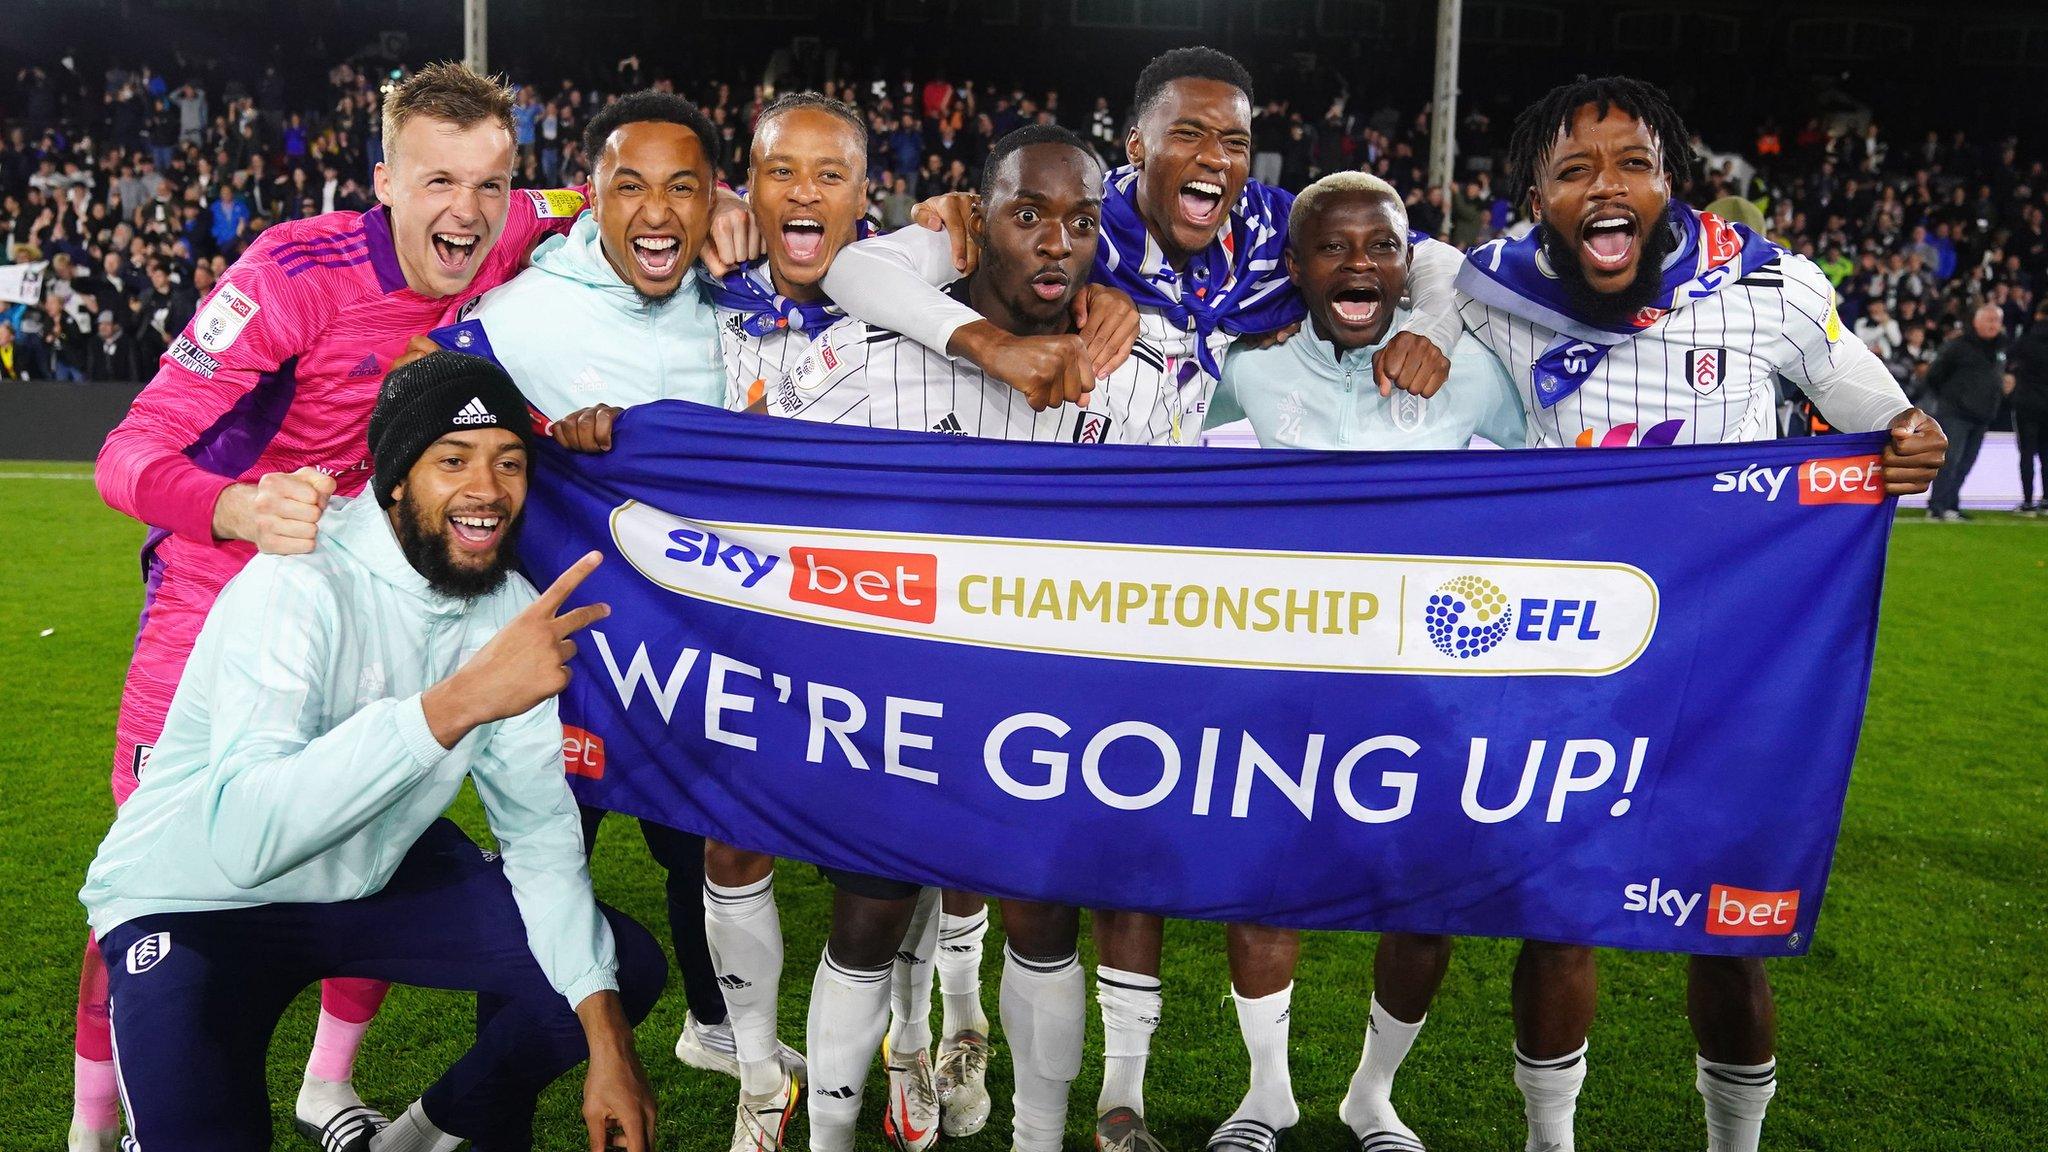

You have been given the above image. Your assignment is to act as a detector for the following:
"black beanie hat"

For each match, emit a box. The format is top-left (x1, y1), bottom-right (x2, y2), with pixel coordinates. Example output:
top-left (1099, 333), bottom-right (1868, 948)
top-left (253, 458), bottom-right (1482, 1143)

top-left (368, 351), bottom-right (535, 508)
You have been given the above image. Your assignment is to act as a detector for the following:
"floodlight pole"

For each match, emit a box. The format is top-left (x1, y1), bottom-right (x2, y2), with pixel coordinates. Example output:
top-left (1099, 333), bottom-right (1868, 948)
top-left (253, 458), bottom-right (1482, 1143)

top-left (464, 0), bottom-right (488, 73)
top-left (1428, 0), bottom-right (1461, 235)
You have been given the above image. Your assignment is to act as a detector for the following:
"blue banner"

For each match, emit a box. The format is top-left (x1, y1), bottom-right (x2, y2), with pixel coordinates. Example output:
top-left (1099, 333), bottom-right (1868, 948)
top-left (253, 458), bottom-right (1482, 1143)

top-left (518, 402), bottom-right (1896, 957)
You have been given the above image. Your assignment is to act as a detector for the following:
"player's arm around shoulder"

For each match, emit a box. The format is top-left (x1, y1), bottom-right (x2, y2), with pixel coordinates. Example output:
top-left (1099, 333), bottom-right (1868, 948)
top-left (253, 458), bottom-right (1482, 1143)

top-left (1448, 331), bottom-right (1532, 448)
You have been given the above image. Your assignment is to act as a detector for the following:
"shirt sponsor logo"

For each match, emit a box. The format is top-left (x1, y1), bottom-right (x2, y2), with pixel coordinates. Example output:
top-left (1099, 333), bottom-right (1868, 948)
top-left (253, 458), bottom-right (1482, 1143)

top-left (563, 724), bottom-right (607, 779)
top-left (166, 336), bottom-right (219, 379)
top-left (194, 282), bottom-right (258, 353)
top-left (1685, 347), bottom-right (1725, 395)
top-left (609, 504), bottom-right (1658, 676)
top-left (125, 931), bottom-right (171, 974)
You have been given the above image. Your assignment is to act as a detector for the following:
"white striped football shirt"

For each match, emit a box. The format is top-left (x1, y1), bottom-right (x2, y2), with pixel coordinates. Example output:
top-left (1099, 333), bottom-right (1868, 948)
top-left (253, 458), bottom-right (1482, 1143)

top-left (756, 308), bottom-right (1181, 445)
top-left (1459, 251), bottom-right (1910, 447)
top-left (711, 266), bottom-right (841, 411)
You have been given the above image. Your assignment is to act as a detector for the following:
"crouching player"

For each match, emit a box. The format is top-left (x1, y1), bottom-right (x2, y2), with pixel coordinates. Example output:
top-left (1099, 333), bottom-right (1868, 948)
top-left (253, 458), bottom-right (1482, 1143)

top-left (1196, 172), bottom-right (1523, 1152)
top-left (77, 353), bottom-right (666, 1151)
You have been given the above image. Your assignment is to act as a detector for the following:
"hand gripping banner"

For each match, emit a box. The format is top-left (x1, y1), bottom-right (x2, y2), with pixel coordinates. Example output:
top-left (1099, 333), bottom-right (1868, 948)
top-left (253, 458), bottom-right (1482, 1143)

top-left (518, 402), bottom-right (1896, 957)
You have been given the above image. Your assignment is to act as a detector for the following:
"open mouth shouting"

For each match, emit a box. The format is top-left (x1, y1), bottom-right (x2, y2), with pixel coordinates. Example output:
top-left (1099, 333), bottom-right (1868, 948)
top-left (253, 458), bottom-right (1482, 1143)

top-left (432, 231), bottom-right (481, 275)
top-left (1028, 267), bottom-right (1070, 303)
top-left (780, 216), bottom-right (826, 264)
top-left (1327, 280), bottom-right (1385, 332)
top-left (446, 507), bottom-right (507, 555)
top-left (1178, 178), bottom-right (1225, 229)
top-left (1580, 209), bottom-right (1639, 275)
top-left (629, 233), bottom-right (682, 279)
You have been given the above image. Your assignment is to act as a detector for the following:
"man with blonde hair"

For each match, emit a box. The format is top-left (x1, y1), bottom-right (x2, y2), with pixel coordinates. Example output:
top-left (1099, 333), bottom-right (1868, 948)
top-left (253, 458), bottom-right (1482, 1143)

top-left (83, 61), bottom-right (591, 1152)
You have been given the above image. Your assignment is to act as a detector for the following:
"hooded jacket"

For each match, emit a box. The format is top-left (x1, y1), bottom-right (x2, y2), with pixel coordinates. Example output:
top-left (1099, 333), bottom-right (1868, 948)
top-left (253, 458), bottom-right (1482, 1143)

top-left (81, 494), bottom-right (618, 1009)
top-left (433, 212), bottom-right (725, 422)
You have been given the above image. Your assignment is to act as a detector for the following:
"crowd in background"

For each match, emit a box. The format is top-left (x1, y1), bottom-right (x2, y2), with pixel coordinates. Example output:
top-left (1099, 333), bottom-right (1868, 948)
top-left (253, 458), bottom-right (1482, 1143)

top-left (1, 48), bottom-right (2042, 491)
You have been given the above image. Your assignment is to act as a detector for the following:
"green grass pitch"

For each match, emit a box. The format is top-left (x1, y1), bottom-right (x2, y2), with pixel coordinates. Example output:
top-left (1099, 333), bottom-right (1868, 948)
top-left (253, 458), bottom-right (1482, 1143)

top-left (1, 461), bottom-right (2041, 1150)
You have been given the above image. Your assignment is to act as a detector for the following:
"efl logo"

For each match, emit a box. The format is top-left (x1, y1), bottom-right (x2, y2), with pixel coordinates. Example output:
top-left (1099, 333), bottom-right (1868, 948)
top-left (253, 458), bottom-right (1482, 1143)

top-left (1798, 455), bottom-right (1884, 505)
top-left (562, 725), bottom-right (606, 780)
top-left (1704, 884), bottom-right (1801, 936)
top-left (788, 547), bottom-right (938, 623)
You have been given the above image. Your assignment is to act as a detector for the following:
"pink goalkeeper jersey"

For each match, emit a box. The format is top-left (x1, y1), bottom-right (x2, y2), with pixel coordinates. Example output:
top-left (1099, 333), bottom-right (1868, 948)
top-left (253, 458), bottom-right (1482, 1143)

top-left (96, 188), bottom-right (584, 596)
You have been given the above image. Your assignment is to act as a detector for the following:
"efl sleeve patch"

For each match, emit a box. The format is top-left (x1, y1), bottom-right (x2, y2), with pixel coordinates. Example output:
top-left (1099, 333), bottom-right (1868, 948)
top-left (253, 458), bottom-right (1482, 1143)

top-left (526, 188), bottom-right (587, 219)
top-left (192, 282), bottom-right (260, 353)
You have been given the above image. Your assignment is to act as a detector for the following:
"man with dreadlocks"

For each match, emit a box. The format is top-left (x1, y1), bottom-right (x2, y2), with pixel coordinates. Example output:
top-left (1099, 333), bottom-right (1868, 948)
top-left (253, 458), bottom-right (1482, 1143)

top-left (1342, 76), bottom-right (1946, 1152)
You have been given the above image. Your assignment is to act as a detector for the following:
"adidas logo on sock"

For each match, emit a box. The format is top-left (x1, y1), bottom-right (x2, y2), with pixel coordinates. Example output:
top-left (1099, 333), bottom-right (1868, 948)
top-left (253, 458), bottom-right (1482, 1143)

top-left (931, 412), bottom-right (965, 435)
top-left (818, 1084), bottom-right (859, 1099)
top-left (451, 396), bottom-right (498, 426)
top-left (717, 973), bottom-right (752, 990)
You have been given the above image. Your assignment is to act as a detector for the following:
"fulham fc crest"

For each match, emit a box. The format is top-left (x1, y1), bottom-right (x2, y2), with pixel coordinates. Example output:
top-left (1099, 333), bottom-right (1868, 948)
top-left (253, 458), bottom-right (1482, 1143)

top-left (1686, 347), bottom-right (1725, 395)
top-left (126, 931), bottom-right (171, 975)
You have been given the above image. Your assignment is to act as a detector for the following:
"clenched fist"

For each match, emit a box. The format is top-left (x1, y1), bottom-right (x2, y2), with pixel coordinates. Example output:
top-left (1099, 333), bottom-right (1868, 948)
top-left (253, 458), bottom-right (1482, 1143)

top-left (949, 321), bottom-right (1095, 411)
top-left (212, 466), bottom-right (337, 554)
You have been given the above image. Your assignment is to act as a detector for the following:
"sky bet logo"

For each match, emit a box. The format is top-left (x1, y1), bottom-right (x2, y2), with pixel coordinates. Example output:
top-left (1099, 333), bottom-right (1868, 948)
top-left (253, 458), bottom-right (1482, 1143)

top-left (665, 528), bottom-right (780, 588)
top-left (1624, 878), bottom-right (1801, 936)
top-left (788, 547), bottom-right (939, 624)
top-left (1712, 454), bottom-right (1884, 505)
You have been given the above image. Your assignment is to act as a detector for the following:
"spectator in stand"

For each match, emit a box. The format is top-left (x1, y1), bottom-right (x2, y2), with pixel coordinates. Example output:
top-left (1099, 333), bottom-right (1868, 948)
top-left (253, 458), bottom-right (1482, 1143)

top-left (86, 309), bottom-right (139, 380)
top-left (2012, 298), bottom-right (2048, 514)
top-left (1925, 305), bottom-right (2014, 521)
top-left (1252, 99), bottom-right (1287, 187)
top-left (877, 174), bottom-right (915, 231)
top-left (0, 320), bottom-right (25, 380)
top-left (208, 182), bottom-right (249, 258)
top-left (1855, 300), bottom-right (1902, 358)
top-left (1889, 323), bottom-right (1939, 406)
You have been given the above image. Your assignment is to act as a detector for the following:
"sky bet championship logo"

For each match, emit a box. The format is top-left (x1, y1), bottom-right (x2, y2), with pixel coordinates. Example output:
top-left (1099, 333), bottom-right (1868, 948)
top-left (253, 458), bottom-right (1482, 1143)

top-left (608, 504), bottom-right (1660, 678)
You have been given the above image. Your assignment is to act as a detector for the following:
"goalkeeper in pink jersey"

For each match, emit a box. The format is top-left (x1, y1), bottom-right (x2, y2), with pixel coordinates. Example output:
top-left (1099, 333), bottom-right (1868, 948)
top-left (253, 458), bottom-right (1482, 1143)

top-left (76, 64), bottom-right (589, 1152)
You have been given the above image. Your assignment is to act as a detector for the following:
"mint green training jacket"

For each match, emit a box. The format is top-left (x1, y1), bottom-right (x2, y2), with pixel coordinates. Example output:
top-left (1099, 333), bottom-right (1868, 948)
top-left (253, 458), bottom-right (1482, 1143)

top-left (80, 494), bottom-right (618, 1008)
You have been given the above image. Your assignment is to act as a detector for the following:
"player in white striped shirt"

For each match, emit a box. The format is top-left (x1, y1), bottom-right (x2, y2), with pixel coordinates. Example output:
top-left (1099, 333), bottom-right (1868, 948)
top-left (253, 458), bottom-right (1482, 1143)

top-left (825, 53), bottom-right (1469, 1152)
top-left (761, 125), bottom-right (1176, 445)
top-left (762, 124), bottom-right (1177, 1152)
top-left (1345, 77), bottom-right (1946, 1152)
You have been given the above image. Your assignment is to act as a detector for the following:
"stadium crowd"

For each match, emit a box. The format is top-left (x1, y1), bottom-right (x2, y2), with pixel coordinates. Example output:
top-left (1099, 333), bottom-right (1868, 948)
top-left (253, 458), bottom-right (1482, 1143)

top-left (2, 51), bottom-right (2043, 398)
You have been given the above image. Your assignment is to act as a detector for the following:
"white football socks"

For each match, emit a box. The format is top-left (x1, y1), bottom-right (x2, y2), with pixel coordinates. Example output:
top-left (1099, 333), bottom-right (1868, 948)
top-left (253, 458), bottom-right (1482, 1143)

top-left (369, 1101), bottom-right (460, 1152)
top-left (1339, 995), bottom-right (1427, 1141)
top-left (1697, 1055), bottom-right (1776, 1152)
top-left (1227, 983), bottom-right (1300, 1129)
top-left (888, 887), bottom-right (941, 1058)
top-left (807, 947), bottom-right (893, 1152)
top-left (703, 874), bottom-right (786, 1098)
top-left (1095, 965), bottom-right (1162, 1116)
top-left (1001, 947), bottom-right (1085, 1152)
top-left (1513, 1042), bottom-right (1587, 1152)
top-left (937, 904), bottom-right (991, 1037)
